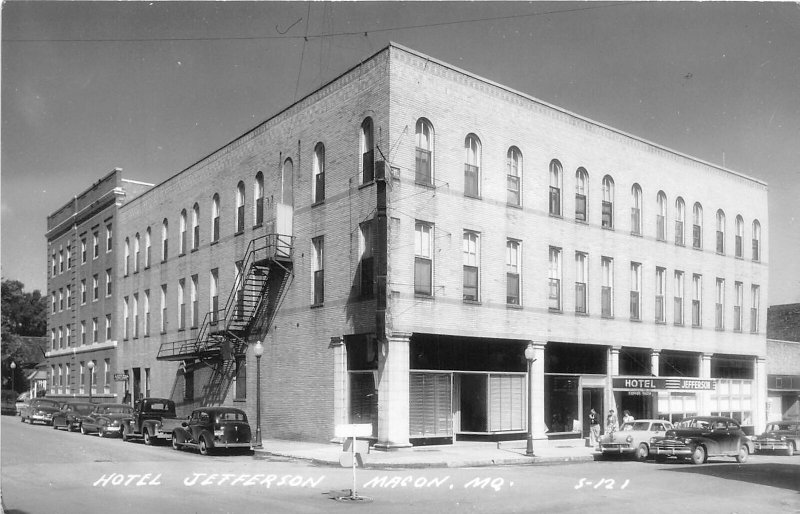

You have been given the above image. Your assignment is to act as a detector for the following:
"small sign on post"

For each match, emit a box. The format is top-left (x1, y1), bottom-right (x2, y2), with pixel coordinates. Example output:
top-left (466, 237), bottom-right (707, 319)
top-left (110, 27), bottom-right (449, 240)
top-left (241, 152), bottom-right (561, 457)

top-left (113, 373), bottom-right (129, 382)
top-left (334, 424), bottom-right (372, 502)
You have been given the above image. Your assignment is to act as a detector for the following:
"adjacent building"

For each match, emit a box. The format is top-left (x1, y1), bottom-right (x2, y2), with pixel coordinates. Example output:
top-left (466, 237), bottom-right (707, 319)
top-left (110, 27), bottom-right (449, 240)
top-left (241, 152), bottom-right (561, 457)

top-left (766, 304), bottom-right (800, 420)
top-left (47, 43), bottom-right (770, 447)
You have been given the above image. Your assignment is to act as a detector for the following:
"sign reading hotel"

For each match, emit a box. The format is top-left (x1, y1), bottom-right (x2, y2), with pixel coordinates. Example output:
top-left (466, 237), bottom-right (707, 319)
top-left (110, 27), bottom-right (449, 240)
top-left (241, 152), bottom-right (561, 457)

top-left (613, 377), bottom-right (716, 391)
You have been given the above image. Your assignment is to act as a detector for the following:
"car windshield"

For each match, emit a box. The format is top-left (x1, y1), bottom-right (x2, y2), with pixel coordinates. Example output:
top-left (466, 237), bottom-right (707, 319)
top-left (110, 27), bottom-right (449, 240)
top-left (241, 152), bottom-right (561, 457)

top-left (768, 423), bottom-right (798, 431)
top-left (217, 411), bottom-right (247, 422)
top-left (73, 404), bottom-right (95, 414)
top-left (33, 399), bottom-right (60, 408)
top-left (676, 418), bottom-right (711, 430)
top-left (97, 405), bottom-right (133, 415)
top-left (144, 402), bottom-right (174, 413)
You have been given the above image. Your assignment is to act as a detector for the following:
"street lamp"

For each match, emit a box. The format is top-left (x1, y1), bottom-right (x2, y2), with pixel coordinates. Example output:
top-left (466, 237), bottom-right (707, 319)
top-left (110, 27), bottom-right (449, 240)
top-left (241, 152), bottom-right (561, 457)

top-left (10, 361), bottom-right (16, 393)
top-left (524, 343), bottom-right (536, 457)
top-left (253, 340), bottom-right (264, 449)
top-left (87, 360), bottom-right (95, 403)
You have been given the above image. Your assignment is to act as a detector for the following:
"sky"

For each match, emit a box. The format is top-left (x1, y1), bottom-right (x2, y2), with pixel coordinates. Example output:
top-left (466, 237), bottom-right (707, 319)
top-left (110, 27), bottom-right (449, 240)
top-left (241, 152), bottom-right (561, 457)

top-left (2, 1), bottom-right (799, 306)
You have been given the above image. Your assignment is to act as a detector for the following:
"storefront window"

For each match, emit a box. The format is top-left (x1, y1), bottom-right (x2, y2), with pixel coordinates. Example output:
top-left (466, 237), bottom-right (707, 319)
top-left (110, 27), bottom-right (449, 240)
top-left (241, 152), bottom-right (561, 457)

top-left (545, 375), bottom-right (580, 434)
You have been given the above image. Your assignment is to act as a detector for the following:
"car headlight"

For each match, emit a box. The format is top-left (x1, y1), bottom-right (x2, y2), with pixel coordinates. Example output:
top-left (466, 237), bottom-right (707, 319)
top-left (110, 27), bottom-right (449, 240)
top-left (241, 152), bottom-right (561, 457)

top-left (214, 429), bottom-right (224, 437)
top-left (684, 438), bottom-right (693, 445)
top-left (650, 437), bottom-right (657, 444)
top-left (626, 435), bottom-right (633, 443)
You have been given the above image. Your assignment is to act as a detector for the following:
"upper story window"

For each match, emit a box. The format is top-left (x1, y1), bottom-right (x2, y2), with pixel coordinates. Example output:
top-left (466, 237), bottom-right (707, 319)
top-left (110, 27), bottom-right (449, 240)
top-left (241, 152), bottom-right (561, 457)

top-left (59, 250), bottom-right (64, 273)
top-left (692, 274), bottom-right (702, 327)
top-left (464, 134), bottom-right (481, 198)
top-left (549, 160), bottom-right (562, 216)
top-left (415, 119), bottom-right (433, 186)
top-left (360, 117), bottom-right (375, 184)
top-left (715, 278), bottom-right (725, 330)
top-left (462, 231), bottom-right (480, 302)
top-left (254, 172), bottom-right (264, 226)
top-left (752, 220), bottom-right (761, 261)
top-left (124, 238), bottom-right (130, 276)
top-left (601, 257), bottom-right (614, 318)
top-left (575, 252), bottom-right (588, 314)
top-left (179, 209), bottom-right (187, 254)
top-left (675, 197), bottom-right (685, 246)
top-left (734, 215), bottom-right (744, 258)
top-left (750, 284), bottom-right (760, 333)
top-left (506, 147), bottom-right (522, 207)
top-left (281, 158), bottom-right (294, 207)
top-left (716, 209), bottom-right (726, 254)
top-left (548, 247), bottom-right (562, 311)
top-left (235, 182), bottom-right (245, 234)
top-left (145, 227), bottom-right (152, 268)
top-left (312, 236), bottom-right (324, 306)
top-left (630, 262), bottom-right (642, 320)
top-left (674, 270), bottom-right (684, 326)
top-left (161, 219), bottom-right (169, 261)
top-left (575, 168), bottom-right (588, 222)
top-left (134, 233), bottom-right (140, 272)
top-left (602, 175), bottom-right (614, 229)
top-left (192, 203), bottom-right (200, 250)
top-left (359, 221), bottom-right (374, 298)
top-left (211, 194), bottom-right (220, 243)
top-left (630, 184), bottom-right (643, 236)
top-left (81, 238), bottom-right (87, 264)
top-left (66, 246), bottom-right (72, 269)
top-left (506, 240), bottom-right (520, 306)
top-left (655, 267), bottom-right (666, 323)
top-left (106, 224), bottom-right (113, 252)
top-left (692, 203), bottom-right (703, 249)
top-left (93, 231), bottom-right (99, 259)
top-left (414, 221), bottom-right (433, 296)
top-left (656, 191), bottom-right (667, 241)
top-left (312, 144), bottom-right (325, 204)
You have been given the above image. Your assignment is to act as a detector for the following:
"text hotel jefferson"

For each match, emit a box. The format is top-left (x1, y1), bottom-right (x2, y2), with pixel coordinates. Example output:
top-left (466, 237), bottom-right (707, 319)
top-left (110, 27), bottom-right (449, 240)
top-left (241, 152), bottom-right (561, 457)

top-left (45, 43), bottom-right (768, 447)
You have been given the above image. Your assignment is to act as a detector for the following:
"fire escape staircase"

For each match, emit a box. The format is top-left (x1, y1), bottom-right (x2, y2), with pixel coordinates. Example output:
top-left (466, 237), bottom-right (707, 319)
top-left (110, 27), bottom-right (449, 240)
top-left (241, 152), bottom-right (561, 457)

top-left (157, 233), bottom-right (294, 363)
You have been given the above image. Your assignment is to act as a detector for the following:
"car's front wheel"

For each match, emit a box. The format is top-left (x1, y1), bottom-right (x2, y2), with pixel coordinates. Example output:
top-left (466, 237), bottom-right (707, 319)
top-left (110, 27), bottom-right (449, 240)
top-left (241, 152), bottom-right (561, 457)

top-left (98, 427), bottom-right (106, 438)
top-left (636, 443), bottom-right (649, 461)
top-left (80, 424), bottom-right (88, 435)
top-left (172, 433), bottom-right (181, 451)
top-left (736, 445), bottom-right (749, 463)
top-left (785, 444), bottom-right (795, 457)
top-left (691, 445), bottom-right (706, 465)
top-left (143, 430), bottom-right (153, 446)
top-left (199, 436), bottom-right (211, 456)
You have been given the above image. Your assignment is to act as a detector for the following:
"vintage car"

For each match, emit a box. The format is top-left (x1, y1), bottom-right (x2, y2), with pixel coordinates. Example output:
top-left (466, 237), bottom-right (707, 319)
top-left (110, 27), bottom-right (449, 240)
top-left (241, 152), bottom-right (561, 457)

top-left (649, 416), bottom-right (754, 464)
top-left (52, 401), bottom-right (96, 432)
top-left (598, 419), bottom-right (673, 460)
top-left (80, 403), bottom-right (134, 437)
top-left (171, 407), bottom-right (253, 456)
top-left (752, 420), bottom-right (800, 456)
top-left (20, 398), bottom-right (61, 425)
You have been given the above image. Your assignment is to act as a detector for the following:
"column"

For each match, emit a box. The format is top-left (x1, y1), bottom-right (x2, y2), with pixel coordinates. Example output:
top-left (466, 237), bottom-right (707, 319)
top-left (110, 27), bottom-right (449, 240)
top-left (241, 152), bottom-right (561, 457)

top-left (374, 332), bottom-right (412, 450)
top-left (606, 347), bottom-right (621, 416)
top-left (699, 353), bottom-right (713, 416)
top-left (754, 356), bottom-right (767, 434)
top-left (530, 341), bottom-right (547, 440)
top-left (329, 336), bottom-right (347, 443)
top-left (650, 350), bottom-right (661, 376)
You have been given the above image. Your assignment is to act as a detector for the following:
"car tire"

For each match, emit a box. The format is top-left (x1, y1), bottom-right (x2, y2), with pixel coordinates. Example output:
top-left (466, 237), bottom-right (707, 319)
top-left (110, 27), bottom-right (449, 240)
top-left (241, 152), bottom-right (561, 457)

top-left (199, 436), bottom-right (211, 456)
top-left (172, 433), bottom-right (181, 451)
top-left (636, 443), bottom-right (649, 461)
top-left (785, 444), bottom-right (794, 457)
top-left (736, 445), bottom-right (749, 463)
top-left (80, 424), bottom-right (88, 435)
top-left (690, 445), bottom-right (705, 465)
top-left (144, 429), bottom-right (153, 446)
top-left (99, 427), bottom-right (106, 438)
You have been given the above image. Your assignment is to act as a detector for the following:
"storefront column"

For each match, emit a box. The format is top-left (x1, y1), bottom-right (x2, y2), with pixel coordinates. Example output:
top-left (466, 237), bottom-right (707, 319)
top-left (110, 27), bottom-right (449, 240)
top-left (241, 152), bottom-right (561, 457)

top-left (607, 347), bottom-right (621, 415)
top-left (650, 350), bottom-right (661, 376)
top-left (530, 341), bottom-right (547, 439)
top-left (699, 353), bottom-right (713, 416)
top-left (374, 332), bottom-right (412, 450)
top-left (755, 356), bottom-right (767, 433)
top-left (329, 336), bottom-right (347, 443)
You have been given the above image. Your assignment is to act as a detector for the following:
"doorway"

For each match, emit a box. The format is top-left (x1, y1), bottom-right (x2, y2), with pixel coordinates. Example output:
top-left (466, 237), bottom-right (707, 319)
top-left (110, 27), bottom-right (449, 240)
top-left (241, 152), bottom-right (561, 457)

top-left (582, 387), bottom-right (604, 437)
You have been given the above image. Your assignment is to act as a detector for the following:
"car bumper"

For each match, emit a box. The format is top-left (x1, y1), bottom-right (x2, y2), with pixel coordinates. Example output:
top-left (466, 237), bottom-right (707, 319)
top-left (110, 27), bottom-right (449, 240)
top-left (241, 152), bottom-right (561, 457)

top-left (215, 441), bottom-right (252, 449)
top-left (754, 441), bottom-right (790, 451)
top-left (650, 445), bottom-right (692, 457)
top-left (600, 444), bottom-right (635, 454)
top-left (31, 414), bottom-right (54, 423)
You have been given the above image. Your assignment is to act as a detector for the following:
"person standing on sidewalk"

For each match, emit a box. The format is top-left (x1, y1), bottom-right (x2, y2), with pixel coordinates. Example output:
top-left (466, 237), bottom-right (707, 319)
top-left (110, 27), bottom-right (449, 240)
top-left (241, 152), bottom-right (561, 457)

top-left (606, 409), bottom-right (618, 435)
top-left (588, 408), bottom-right (600, 448)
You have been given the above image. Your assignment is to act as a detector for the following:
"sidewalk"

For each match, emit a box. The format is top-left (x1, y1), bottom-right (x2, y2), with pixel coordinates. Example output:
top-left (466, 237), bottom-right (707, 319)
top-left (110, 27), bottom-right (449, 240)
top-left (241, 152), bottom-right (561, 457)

top-left (254, 438), bottom-right (598, 469)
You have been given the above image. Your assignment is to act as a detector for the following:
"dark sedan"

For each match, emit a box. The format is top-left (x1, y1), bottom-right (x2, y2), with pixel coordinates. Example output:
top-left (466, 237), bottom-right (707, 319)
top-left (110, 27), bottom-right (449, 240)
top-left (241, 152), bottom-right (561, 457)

top-left (20, 398), bottom-right (61, 425)
top-left (80, 404), bottom-right (134, 437)
top-left (52, 401), bottom-right (96, 432)
top-left (753, 420), bottom-right (800, 456)
top-left (171, 407), bottom-right (253, 456)
top-left (649, 416), bottom-right (754, 464)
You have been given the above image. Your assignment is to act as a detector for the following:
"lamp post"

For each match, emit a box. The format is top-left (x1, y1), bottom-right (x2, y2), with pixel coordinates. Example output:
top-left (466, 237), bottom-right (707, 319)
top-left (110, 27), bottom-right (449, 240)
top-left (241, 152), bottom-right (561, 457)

top-left (253, 340), bottom-right (264, 449)
top-left (524, 343), bottom-right (536, 457)
top-left (87, 360), bottom-right (95, 403)
top-left (10, 361), bottom-right (16, 393)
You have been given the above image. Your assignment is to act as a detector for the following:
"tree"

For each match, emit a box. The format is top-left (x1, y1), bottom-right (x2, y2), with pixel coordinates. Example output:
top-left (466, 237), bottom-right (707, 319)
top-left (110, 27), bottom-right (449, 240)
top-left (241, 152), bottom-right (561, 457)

top-left (2, 279), bottom-right (47, 393)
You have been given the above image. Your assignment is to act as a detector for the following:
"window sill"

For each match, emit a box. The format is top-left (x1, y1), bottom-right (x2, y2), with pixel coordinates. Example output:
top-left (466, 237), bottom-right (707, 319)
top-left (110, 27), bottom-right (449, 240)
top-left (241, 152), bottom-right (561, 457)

top-left (716, 252), bottom-right (725, 256)
top-left (463, 299), bottom-right (482, 306)
top-left (506, 203), bottom-right (522, 210)
top-left (601, 225), bottom-right (614, 231)
top-left (160, 331), bottom-right (167, 335)
top-left (311, 200), bottom-right (325, 208)
top-left (656, 238), bottom-right (666, 243)
top-left (601, 315), bottom-right (614, 320)
top-left (548, 308), bottom-right (563, 314)
top-left (178, 328), bottom-right (185, 332)
top-left (161, 259), bottom-right (168, 264)
top-left (675, 242), bottom-right (685, 247)
top-left (692, 246), bottom-right (703, 251)
top-left (178, 253), bottom-right (186, 258)
top-left (575, 219), bottom-right (588, 225)
top-left (464, 194), bottom-right (482, 200)
top-left (715, 327), bottom-right (725, 332)
top-left (133, 271), bottom-right (139, 274)
top-left (575, 311), bottom-right (589, 317)
top-left (191, 248), bottom-right (198, 254)
top-left (630, 232), bottom-right (643, 238)
top-left (415, 181), bottom-right (435, 189)
top-left (692, 324), bottom-right (702, 329)
top-left (144, 265), bottom-right (150, 270)
top-left (414, 294), bottom-right (434, 301)
top-left (210, 240), bottom-right (218, 246)
top-left (735, 255), bottom-right (743, 260)
top-left (629, 318), bottom-right (642, 322)
top-left (233, 399), bottom-right (246, 403)
top-left (506, 303), bottom-right (523, 310)
top-left (358, 180), bottom-right (376, 190)
top-left (549, 213), bottom-right (562, 219)
top-left (234, 230), bottom-right (244, 237)
top-left (310, 303), bottom-right (324, 309)
top-left (655, 320), bottom-right (666, 325)
top-left (253, 223), bottom-right (263, 230)
top-left (674, 322), bottom-right (684, 327)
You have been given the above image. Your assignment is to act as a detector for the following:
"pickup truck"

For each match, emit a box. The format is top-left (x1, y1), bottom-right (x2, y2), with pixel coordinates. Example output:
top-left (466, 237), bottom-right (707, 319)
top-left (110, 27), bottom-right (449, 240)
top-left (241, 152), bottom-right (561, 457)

top-left (121, 398), bottom-right (182, 445)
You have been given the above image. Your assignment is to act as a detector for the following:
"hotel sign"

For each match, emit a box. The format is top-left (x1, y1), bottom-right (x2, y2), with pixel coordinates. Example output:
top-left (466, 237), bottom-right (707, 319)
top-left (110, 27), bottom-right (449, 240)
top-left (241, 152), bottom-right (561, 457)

top-left (613, 378), bottom-right (716, 391)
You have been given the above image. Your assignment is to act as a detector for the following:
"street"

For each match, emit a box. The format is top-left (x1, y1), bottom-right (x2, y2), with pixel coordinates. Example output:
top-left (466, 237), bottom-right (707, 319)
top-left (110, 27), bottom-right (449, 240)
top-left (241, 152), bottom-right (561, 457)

top-left (2, 415), bottom-right (799, 514)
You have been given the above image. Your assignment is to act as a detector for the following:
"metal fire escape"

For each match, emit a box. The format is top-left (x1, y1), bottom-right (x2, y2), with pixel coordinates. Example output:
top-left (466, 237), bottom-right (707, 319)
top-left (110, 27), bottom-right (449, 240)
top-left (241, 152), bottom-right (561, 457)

top-left (157, 233), bottom-right (293, 363)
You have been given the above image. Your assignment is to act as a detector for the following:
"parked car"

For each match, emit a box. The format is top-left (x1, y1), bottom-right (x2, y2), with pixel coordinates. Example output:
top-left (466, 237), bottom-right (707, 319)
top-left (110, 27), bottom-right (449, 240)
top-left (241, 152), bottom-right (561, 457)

top-left (121, 398), bottom-right (180, 445)
top-left (752, 420), bottom-right (800, 456)
top-left (598, 419), bottom-right (673, 460)
top-left (650, 416), bottom-right (753, 464)
top-left (20, 398), bottom-right (61, 425)
top-left (52, 401), bottom-right (96, 432)
top-left (171, 407), bottom-right (253, 456)
top-left (1, 390), bottom-right (17, 416)
top-left (15, 392), bottom-right (30, 415)
top-left (80, 403), bottom-right (134, 437)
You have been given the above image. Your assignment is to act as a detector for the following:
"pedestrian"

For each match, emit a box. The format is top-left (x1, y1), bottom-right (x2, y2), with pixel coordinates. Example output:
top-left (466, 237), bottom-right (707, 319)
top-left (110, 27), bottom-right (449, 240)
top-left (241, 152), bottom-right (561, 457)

top-left (622, 410), bottom-right (634, 424)
top-left (606, 409), bottom-right (618, 435)
top-left (588, 408), bottom-right (600, 448)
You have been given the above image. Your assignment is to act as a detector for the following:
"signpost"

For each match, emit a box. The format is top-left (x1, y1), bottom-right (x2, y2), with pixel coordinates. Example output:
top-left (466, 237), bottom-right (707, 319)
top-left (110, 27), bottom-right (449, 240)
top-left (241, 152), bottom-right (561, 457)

top-left (114, 373), bottom-right (130, 382)
top-left (334, 423), bottom-right (372, 502)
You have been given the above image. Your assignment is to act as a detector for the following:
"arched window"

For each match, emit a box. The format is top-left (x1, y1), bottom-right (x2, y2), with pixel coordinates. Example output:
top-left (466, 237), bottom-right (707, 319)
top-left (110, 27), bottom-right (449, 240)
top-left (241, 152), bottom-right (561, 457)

top-left (602, 175), bottom-right (614, 229)
top-left (312, 143), bottom-right (325, 203)
top-left (656, 191), bottom-right (667, 241)
top-left (145, 227), bottom-right (151, 268)
top-left (161, 219), bottom-right (169, 261)
top-left (254, 172), bottom-right (264, 226)
top-left (692, 203), bottom-right (703, 249)
top-left (236, 182), bottom-right (245, 233)
top-left (716, 209), bottom-right (726, 254)
top-left (675, 197), bottom-right (685, 245)
top-left (631, 184), bottom-right (643, 235)
top-left (507, 147), bottom-right (522, 207)
top-left (179, 209), bottom-right (187, 254)
top-left (752, 220), bottom-right (761, 261)
top-left (575, 168), bottom-right (588, 221)
top-left (211, 194), bottom-right (220, 242)
top-left (549, 160), bottom-right (562, 216)
top-left (464, 134), bottom-right (481, 198)
top-left (415, 119), bottom-right (434, 186)
top-left (192, 203), bottom-right (200, 250)
top-left (134, 233), bottom-right (141, 272)
top-left (735, 215), bottom-right (744, 258)
top-left (360, 117), bottom-right (374, 184)
top-left (124, 238), bottom-right (130, 275)
top-left (282, 159), bottom-right (294, 207)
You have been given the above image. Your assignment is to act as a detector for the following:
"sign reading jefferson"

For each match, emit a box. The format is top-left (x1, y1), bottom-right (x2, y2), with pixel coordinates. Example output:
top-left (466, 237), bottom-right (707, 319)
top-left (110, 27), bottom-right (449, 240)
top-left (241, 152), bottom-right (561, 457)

top-left (613, 377), bottom-right (715, 391)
